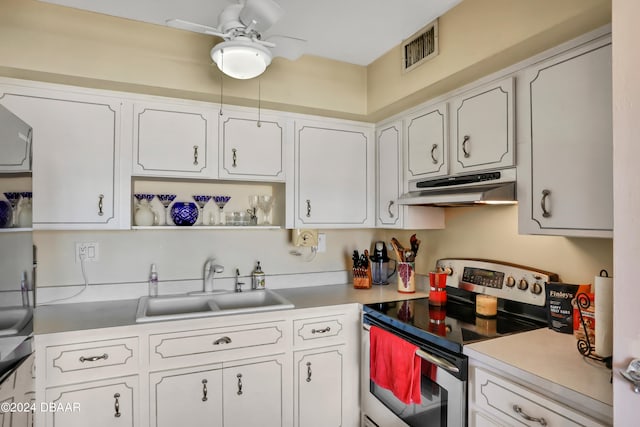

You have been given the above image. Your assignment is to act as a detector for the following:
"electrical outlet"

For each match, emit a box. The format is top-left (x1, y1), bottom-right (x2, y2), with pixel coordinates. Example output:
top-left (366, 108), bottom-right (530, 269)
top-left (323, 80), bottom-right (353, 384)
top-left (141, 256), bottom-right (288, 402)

top-left (75, 242), bottom-right (99, 263)
top-left (317, 233), bottom-right (326, 253)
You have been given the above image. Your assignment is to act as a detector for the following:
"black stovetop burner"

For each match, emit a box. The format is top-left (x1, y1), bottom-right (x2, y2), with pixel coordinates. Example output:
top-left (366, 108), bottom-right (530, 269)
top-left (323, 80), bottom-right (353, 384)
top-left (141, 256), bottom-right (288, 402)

top-left (363, 291), bottom-right (547, 354)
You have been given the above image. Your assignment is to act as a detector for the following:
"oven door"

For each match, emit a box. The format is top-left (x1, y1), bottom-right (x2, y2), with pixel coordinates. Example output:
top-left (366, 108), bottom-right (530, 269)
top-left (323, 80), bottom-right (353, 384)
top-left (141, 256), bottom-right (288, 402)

top-left (361, 318), bottom-right (466, 427)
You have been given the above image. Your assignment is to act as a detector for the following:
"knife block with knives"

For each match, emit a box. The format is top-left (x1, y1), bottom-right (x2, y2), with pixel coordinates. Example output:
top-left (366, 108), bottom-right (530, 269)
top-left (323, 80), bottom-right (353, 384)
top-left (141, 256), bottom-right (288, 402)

top-left (352, 249), bottom-right (372, 289)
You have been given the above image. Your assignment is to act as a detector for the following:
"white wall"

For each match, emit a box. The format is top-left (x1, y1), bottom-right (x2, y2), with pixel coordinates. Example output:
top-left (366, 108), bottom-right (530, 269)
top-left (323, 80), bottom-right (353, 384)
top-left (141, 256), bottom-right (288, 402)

top-left (381, 206), bottom-right (613, 284)
top-left (33, 228), bottom-right (376, 289)
top-left (612, 0), bottom-right (640, 423)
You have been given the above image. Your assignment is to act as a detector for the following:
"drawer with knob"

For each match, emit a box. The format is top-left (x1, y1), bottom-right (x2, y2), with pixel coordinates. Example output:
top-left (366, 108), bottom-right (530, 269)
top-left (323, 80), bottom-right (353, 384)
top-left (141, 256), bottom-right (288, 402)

top-left (44, 337), bottom-right (139, 385)
top-left (293, 315), bottom-right (346, 347)
top-left (472, 367), bottom-right (606, 427)
top-left (149, 321), bottom-right (286, 368)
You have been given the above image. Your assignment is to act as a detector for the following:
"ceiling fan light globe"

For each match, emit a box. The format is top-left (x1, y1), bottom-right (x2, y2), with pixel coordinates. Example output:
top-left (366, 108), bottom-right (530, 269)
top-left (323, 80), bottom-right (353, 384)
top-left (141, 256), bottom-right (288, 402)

top-left (211, 41), bottom-right (272, 80)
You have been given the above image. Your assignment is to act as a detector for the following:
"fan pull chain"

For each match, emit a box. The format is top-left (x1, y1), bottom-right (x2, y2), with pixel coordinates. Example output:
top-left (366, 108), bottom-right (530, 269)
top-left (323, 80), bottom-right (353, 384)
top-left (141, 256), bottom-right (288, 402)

top-left (257, 78), bottom-right (262, 127)
top-left (219, 48), bottom-right (224, 117)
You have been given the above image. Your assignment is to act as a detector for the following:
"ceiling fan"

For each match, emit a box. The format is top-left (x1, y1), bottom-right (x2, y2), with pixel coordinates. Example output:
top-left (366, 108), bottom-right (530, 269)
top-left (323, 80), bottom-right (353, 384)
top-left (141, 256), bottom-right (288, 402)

top-left (167, 0), bottom-right (306, 79)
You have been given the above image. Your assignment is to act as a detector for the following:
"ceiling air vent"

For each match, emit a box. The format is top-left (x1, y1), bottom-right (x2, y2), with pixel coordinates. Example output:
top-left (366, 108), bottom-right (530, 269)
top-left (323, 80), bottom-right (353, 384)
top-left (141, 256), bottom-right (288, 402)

top-left (402, 19), bottom-right (439, 72)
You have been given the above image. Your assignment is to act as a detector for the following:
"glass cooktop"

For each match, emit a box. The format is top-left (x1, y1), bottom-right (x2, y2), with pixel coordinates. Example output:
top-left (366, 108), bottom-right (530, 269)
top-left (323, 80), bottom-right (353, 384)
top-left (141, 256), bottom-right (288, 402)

top-left (363, 295), bottom-right (547, 354)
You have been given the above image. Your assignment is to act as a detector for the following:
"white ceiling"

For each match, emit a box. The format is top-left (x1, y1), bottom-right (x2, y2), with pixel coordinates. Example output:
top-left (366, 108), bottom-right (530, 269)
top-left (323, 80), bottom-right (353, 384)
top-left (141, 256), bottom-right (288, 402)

top-left (37, 0), bottom-right (462, 66)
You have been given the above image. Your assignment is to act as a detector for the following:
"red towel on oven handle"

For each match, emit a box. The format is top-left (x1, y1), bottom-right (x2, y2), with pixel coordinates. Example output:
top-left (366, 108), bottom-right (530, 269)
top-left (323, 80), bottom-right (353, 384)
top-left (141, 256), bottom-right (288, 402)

top-left (369, 325), bottom-right (422, 405)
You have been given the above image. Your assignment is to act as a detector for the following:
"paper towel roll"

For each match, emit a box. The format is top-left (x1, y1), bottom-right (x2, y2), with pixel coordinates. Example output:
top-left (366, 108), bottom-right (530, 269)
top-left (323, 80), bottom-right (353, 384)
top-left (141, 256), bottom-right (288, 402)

top-left (595, 273), bottom-right (613, 358)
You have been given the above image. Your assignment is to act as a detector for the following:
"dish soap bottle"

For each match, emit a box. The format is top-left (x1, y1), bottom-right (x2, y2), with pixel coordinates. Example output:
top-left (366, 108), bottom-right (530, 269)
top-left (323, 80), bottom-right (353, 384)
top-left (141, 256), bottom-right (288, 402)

top-left (252, 261), bottom-right (266, 290)
top-left (149, 263), bottom-right (158, 297)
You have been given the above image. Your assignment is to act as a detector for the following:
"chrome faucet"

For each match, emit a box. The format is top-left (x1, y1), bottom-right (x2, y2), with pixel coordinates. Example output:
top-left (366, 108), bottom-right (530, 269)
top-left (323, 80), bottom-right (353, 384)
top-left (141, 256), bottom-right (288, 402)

top-left (203, 258), bottom-right (224, 293)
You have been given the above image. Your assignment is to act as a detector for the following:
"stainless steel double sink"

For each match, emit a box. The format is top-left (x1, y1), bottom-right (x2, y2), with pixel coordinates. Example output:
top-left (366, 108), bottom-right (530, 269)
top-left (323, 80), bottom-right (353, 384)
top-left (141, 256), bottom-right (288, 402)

top-left (135, 290), bottom-right (294, 323)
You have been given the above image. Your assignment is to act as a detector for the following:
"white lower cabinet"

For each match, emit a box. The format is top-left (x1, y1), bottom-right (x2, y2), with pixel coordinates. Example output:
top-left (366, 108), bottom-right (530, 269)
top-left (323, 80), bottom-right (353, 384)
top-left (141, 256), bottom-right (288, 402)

top-left (291, 309), bottom-right (360, 427)
top-left (223, 356), bottom-right (284, 427)
top-left (150, 364), bottom-right (223, 427)
top-left (469, 365), bottom-right (607, 427)
top-left (294, 346), bottom-right (344, 427)
top-left (44, 376), bottom-right (139, 427)
top-left (35, 304), bottom-right (360, 427)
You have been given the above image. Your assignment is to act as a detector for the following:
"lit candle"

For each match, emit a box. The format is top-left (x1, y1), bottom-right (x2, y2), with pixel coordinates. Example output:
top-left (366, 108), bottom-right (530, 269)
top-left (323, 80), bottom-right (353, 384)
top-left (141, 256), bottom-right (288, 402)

top-left (476, 294), bottom-right (498, 317)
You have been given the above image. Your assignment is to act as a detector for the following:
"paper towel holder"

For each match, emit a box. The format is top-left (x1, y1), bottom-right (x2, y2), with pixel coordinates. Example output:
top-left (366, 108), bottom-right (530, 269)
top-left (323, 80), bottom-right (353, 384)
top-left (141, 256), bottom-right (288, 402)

top-left (575, 269), bottom-right (613, 369)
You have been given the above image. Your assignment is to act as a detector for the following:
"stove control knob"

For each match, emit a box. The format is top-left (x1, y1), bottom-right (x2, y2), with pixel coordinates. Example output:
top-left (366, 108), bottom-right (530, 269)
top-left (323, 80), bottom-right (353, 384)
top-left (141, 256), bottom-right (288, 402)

top-left (531, 282), bottom-right (543, 295)
top-left (517, 279), bottom-right (529, 291)
top-left (505, 276), bottom-right (516, 287)
top-left (444, 267), bottom-right (454, 276)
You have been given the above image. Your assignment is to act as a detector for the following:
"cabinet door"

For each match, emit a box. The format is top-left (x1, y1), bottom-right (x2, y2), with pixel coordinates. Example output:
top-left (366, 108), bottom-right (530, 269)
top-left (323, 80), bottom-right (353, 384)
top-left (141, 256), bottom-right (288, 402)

top-left (376, 122), bottom-right (402, 227)
top-left (222, 357), bottom-right (283, 427)
top-left (294, 347), bottom-right (344, 427)
top-left (219, 108), bottom-right (286, 181)
top-left (376, 122), bottom-right (445, 230)
top-left (150, 365), bottom-right (223, 427)
top-left (404, 102), bottom-right (448, 180)
top-left (133, 101), bottom-right (216, 178)
top-left (451, 77), bottom-right (514, 174)
top-left (295, 120), bottom-right (374, 227)
top-left (0, 88), bottom-right (123, 229)
top-left (0, 104), bottom-right (31, 173)
top-left (45, 376), bottom-right (138, 427)
top-left (518, 38), bottom-right (612, 237)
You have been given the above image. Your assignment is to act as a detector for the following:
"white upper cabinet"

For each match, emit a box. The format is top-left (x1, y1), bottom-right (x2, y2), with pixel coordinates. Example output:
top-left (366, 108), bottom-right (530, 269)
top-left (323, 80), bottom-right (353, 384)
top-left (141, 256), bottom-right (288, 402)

top-left (132, 100), bottom-right (217, 179)
top-left (376, 122), bottom-right (403, 227)
top-left (291, 118), bottom-right (374, 228)
top-left (0, 103), bottom-right (32, 173)
top-left (450, 77), bottom-right (515, 174)
top-left (404, 102), bottom-right (448, 180)
top-left (376, 121), bottom-right (444, 230)
top-left (218, 107), bottom-right (286, 182)
top-left (518, 36), bottom-right (612, 237)
top-left (0, 82), bottom-right (127, 229)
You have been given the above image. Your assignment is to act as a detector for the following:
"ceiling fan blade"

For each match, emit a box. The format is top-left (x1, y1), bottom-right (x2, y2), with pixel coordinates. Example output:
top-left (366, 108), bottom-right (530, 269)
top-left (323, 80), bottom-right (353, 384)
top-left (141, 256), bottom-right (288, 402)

top-left (267, 35), bottom-right (306, 61)
top-left (166, 19), bottom-right (226, 38)
top-left (239, 0), bottom-right (284, 33)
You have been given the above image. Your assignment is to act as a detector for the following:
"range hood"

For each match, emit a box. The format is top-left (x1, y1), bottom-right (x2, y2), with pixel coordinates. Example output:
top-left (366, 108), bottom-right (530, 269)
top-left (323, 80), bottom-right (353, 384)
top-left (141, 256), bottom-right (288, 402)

top-left (397, 168), bottom-right (517, 206)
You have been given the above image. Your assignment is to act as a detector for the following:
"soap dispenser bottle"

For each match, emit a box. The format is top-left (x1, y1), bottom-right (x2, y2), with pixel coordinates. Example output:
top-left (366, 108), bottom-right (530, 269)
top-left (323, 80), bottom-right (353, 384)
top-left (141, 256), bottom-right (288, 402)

top-left (149, 263), bottom-right (158, 297)
top-left (252, 261), bottom-right (266, 290)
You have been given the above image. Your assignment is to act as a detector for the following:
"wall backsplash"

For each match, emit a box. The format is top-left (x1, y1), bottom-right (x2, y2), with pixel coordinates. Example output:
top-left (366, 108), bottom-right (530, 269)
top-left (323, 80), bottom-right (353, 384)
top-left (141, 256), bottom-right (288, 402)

top-left (33, 228), bottom-right (377, 289)
top-left (381, 205), bottom-right (613, 284)
top-left (33, 205), bottom-right (613, 299)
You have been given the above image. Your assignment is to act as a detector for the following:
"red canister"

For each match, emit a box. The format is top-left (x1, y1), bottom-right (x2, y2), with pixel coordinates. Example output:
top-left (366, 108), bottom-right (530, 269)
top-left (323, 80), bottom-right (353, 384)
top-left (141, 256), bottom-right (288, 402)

top-left (429, 287), bottom-right (447, 306)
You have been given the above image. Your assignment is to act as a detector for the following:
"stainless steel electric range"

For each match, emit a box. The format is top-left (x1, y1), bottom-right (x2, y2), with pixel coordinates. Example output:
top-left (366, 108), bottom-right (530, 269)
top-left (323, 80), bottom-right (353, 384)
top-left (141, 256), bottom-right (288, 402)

top-left (361, 258), bottom-right (559, 427)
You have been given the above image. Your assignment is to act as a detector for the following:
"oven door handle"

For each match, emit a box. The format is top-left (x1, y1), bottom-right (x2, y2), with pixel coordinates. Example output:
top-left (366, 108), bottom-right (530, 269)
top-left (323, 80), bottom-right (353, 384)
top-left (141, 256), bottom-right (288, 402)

top-left (363, 323), bottom-right (460, 374)
top-left (416, 349), bottom-right (460, 374)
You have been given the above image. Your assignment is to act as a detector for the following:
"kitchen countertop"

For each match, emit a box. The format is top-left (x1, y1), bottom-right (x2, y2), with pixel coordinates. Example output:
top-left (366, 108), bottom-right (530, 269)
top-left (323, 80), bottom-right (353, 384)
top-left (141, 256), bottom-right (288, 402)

top-left (34, 283), bottom-right (612, 424)
top-left (34, 283), bottom-right (428, 335)
top-left (465, 327), bottom-right (613, 424)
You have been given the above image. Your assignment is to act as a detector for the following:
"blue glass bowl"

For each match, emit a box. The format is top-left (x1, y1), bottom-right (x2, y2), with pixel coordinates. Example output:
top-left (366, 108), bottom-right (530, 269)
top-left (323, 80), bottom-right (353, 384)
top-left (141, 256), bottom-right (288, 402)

top-left (170, 202), bottom-right (199, 226)
top-left (134, 193), bottom-right (155, 202)
top-left (0, 200), bottom-right (12, 228)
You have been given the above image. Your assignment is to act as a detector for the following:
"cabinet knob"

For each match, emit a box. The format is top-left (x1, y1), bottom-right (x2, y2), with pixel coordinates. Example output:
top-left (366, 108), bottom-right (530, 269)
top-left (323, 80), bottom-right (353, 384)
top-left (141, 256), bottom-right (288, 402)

top-left (387, 200), bottom-right (395, 218)
top-left (430, 144), bottom-right (439, 164)
top-left (232, 148), bottom-right (238, 167)
top-left (462, 135), bottom-right (471, 158)
top-left (541, 189), bottom-right (551, 218)
top-left (236, 373), bottom-right (243, 395)
top-left (98, 194), bottom-right (104, 216)
top-left (513, 404), bottom-right (547, 426)
top-left (113, 393), bottom-right (121, 418)
top-left (193, 145), bottom-right (199, 165)
top-left (306, 361), bottom-right (312, 382)
top-left (201, 379), bottom-right (208, 402)
top-left (306, 199), bottom-right (311, 218)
